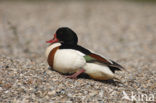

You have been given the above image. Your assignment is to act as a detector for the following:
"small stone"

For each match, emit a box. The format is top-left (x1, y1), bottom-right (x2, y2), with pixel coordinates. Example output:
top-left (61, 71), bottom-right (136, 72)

top-left (0, 87), bottom-right (3, 91)
top-left (48, 90), bottom-right (56, 96)
top-left (5, 65), bottom-right (9, 68)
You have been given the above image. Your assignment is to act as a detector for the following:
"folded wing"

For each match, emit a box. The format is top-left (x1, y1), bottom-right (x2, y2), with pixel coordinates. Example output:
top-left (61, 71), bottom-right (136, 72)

top-left (84, 53), bottom-right (124, 73)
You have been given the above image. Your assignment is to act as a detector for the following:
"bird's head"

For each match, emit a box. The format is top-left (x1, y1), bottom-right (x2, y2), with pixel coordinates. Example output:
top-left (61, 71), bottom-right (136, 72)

top-left (46, 27), bottom-right (78, 45)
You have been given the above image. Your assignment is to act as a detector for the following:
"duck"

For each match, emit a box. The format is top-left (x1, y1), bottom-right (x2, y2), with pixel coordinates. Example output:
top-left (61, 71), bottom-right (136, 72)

top-left (45, 27), bottom-right (124, 80)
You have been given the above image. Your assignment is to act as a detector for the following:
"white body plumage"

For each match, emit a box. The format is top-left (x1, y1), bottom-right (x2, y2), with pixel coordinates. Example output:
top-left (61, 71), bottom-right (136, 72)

top-left (45, 43), bottom-right (114, 80)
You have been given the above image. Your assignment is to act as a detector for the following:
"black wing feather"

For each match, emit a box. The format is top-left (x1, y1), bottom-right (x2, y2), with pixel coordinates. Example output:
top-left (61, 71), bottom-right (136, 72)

top-left (108, 60), bottom-right (124, 73)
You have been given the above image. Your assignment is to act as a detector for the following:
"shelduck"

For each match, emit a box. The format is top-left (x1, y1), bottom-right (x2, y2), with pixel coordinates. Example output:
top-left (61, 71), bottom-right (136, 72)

top-left (45, 27), bottom-right (124, 80)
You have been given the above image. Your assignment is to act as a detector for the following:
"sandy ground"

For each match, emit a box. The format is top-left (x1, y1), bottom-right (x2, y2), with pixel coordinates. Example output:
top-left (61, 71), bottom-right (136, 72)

top-left (0, 1), bottom-right (156, 103)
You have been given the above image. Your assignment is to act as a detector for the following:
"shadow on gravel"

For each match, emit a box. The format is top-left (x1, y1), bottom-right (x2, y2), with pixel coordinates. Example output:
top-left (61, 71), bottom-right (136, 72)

top-left (48, 67), bottom-right (122, 87)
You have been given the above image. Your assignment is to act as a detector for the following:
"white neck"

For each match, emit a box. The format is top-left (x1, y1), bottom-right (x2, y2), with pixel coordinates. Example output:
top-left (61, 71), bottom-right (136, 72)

top-left (45, 43), bottom-right (61, 57)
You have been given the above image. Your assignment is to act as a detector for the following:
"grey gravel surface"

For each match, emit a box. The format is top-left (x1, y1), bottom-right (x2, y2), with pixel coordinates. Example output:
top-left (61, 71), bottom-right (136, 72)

top-left (0, 1), bottom-right (156, 103)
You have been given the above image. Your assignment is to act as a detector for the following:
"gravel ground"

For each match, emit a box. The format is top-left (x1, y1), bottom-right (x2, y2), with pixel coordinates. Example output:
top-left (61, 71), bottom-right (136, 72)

top-left (0, 1), bottom-right (156, 103)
